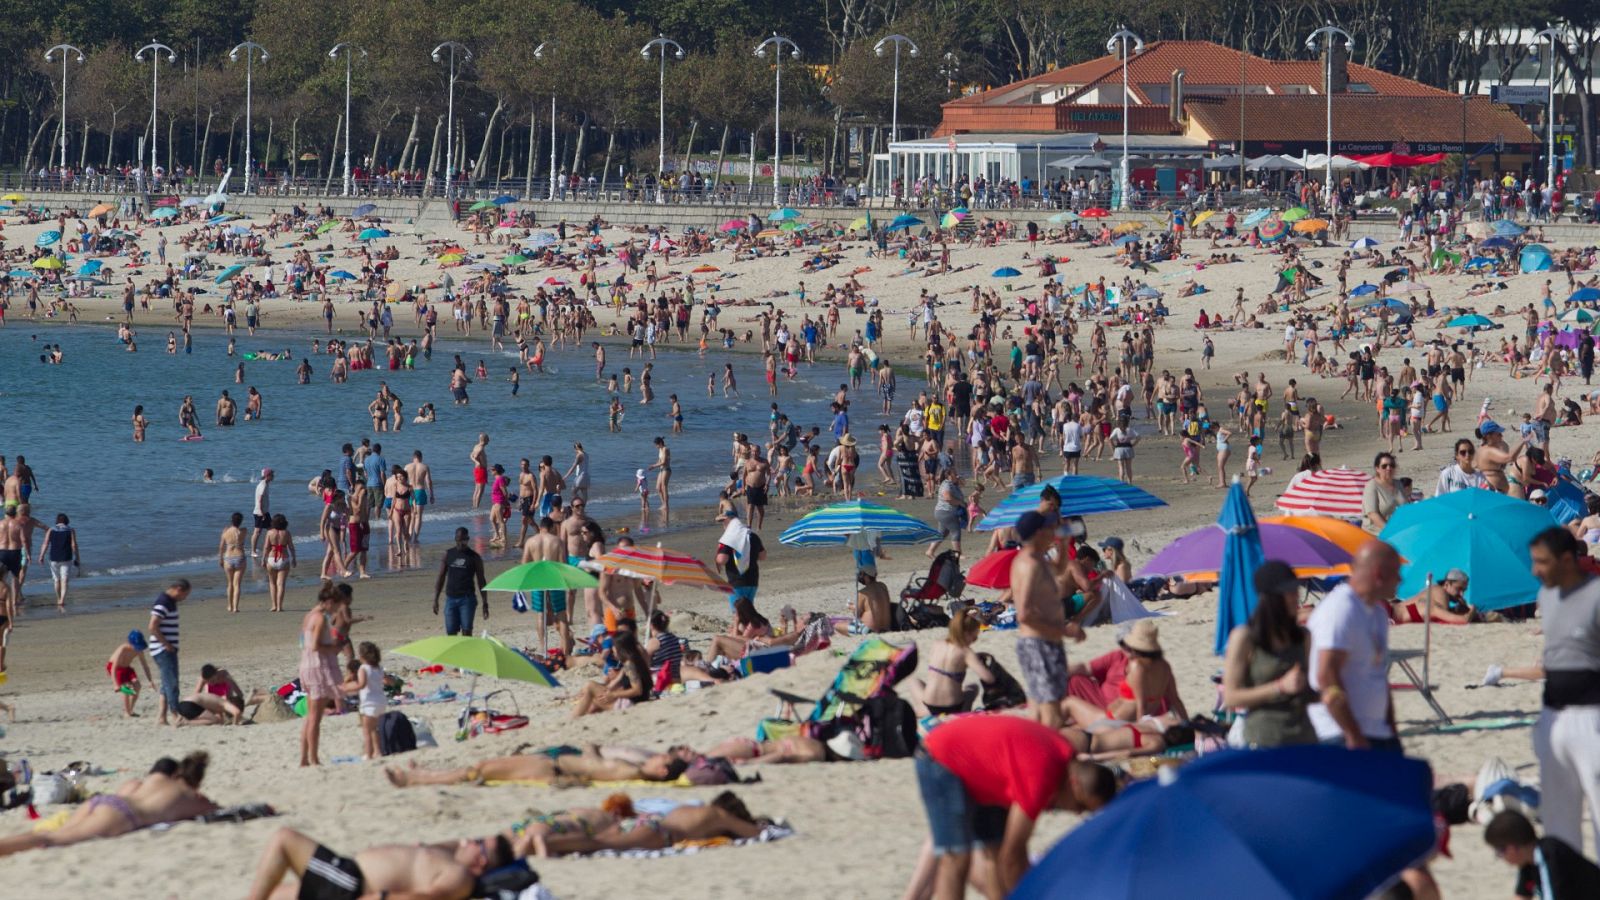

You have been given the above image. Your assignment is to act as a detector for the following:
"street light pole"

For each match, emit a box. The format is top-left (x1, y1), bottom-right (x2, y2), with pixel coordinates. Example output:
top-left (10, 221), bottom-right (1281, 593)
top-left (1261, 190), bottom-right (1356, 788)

top-left (229, 41), bottom-right (268, 195)
top-left (1532, 27), bottom-right (1564, 193)
top-left (135, 43), bottom-right (177, 181)
top-left (875, 34), bottom-right (918, 205)
top-left (755, 34), bottom-right (800, 207)
top-left (1305, 24), bottom-right (1353, 207)
top-left (44, 44), bottom-right (85, 181)
top-left (1105, 27), bottom-right (1144, 211)
top-left (328, 43), bottom-right (366, 197)
top-left (532, 43), bottom-right (558, 201)
top-left (641, 35), bottom-right (685, 203)
top-left (431, 41), bottom-right (472, 201)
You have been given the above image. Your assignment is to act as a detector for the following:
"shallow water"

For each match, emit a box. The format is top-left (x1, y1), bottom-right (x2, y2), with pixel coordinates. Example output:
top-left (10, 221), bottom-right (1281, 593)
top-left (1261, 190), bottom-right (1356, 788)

top-left (1, 322), bottom-right (904, 607)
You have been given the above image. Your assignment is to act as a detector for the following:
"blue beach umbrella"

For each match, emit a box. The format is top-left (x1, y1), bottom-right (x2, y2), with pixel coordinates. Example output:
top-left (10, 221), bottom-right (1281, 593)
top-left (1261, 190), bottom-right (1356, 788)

top-left (992, 266), bottom-right (1023, 277)
top-left (1349, 236), bottom-right (1379, 249)
top-left (149, 207), bottom-right (178, 219)
top-left (977, 475), bottom-right (1166, 532)
top-left (36, 230), bottom-right (60, 246)
top-left (214, 263), bottom-right (246, 284)
top-left (1380, 490), bottom-right (1555, 611)
top-left (1214, 480), bottom-right (1264, 655)
top-left (884, 214), bottom-right (923, 232)
top-left (207, 213), bottom-right (238, 225)
top-left (1349, 283), bottom-right (1378, 296)
top-left (358, 227), bottom-right (389, 241)
top-left (1012, 746), bottom-right (1437, 900)
top-left (1490, 219), bottom-right (1525, 237)
top-left (779, 500), bottom-right (940, 547)
top-left (1463, 256), bottom-right (1497, 272)
top-left (1112, 234), bottom-right (1140, 247)
top-left (77, 259), bottom-right (103, 276)
top-left (351, 203), bottom-right (377, 217)
top-left (1568, 287), bottom-right (1600, 304)
top-left (1444, 313), bottom-right (1493, 328)
top-left (492, 194), bottom-right (516, 206)
top-left (767, 207), bottom-right (801, 221)
top-left (329, 270), bottom-right (357, 281)
top-left (1480, 235), bottom-right (1514, 250)
top-left (1241, 209), bottom-right (1270, 228)
top-left (7, 269), bottom-right (36, 279)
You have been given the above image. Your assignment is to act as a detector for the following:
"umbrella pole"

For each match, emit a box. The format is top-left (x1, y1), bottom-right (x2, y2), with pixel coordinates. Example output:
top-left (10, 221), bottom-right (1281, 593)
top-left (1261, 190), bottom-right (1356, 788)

top-left (1422, 572), bottom-right (1434, 699)
top-left (645, 584), bottom-right (660, 641)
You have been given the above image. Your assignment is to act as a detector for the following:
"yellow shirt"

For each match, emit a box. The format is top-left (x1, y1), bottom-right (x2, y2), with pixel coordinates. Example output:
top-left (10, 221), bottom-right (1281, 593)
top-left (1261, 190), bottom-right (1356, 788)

top-left (925, 403), bottom-right (946, 432)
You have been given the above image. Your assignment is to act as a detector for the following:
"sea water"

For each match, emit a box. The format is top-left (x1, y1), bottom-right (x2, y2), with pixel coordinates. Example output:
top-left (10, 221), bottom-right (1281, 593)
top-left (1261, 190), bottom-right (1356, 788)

top-left (1, 322), bottom-right (906, 608)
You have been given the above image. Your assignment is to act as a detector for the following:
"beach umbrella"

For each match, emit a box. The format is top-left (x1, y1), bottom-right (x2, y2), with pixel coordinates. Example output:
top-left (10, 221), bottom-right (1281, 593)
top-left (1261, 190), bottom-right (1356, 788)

top-left (1292, 218), bottom-right (1329, 234)
top-left (1190, 210), bottom-right (1214, 226)
top-left (1463, 256), bottom-right (1496, 272)
top-left (328, 270), bottom-right (357, 281)
top-left (1520, 245), bottom-right (1552, 273)
top-left (214, 263), bottom-right (246, 283)
top-left (691, 264), bottom-right (720, 273)
top-left (846, 216), bottom-right (870, 231)
top-left (352, 203), bottom-right (377, 217)
top-left (484, 560), bottom-right (598, 594)
top-left (1349, 283), bottom-right (1378, 296)
top-left (1445, 313), bottom-right (1493, 328)
top-left (1241, 209), bottom-right (1271, 228)
top-left (978, 475), bottom-right (1166, 532)
top-left (1257, 220), bottom-right (1288, 242)
top-left (1350, 237), bottom-right (1380, 249)
top-left (1214, 480), bottom-right (1266, 655)
top-left (31, 256), bottom-right (62, 270)
top-left (87, 202), bottom-right (114, 217)
top-left (592, 544), bottom-right (731, 595)
top-left (204, 192), bottom-right (228, 206)
top-left (469, 199), bottom-right (497, 212)
top-left (1558, 308), bottom-right (1596, 325)
top-left (1113, 221), bottom-right (1141, 235)
top-left (779, 500), bottom-right (940, 547)
top-left (885, 214), bottom-right (923, 232)
top-left (438, 253), bottom-right (464, 265)
top-left (755, 228), bottom-right (783, 239)
top-left (315, 221), bottom-right (340, 236)
top-left (1012, 746), bottom-right (1437, 900)
top-left (541, 276), bottom-right (567, 286)
top-left (1280, 207), bottom-right (1310, 222)
top-left (1132, 285), bottom-right (1162, 300)
top-left (227, 225), bottom-right (251, 236)
top-left (149, 207), bottom-right (179, 219)
top-left (36, 230), bottom-right (61, 246)
top-left (1490, 219), bottom-right (1525, 237)
top-left (1048, 211), bottom-right (1079, 224)
top-left (768, 207), bottom-right (801, 221)
top-left (492, 194), bottom-right (516, 206)
top-left (6, 269), bottom-right (35, 279)
top-left (77, 259), bottom-right (103, 276)
top-left (1261, 516), bottom-right (1375, 556)
top-left (992, 266), bottom-right (1023, 277)
top-left (940, 212), bottom-right (961, 228)
top-left (779, 220), bottom-right (810, 232)
top-left (1, 193), bottom-right (24, 202)
top-left (1112, 234), bottom-right (1140, 247)
top-left (965, 548), bottom-right (1019, 589)
top-left (1380, 490), bottom-right (1556, 611)
top-left (1080, 207), bottom-right (1110, 218)
top-left (181, 197), bottom-right (207, 208)
top-left (1480, 235), bottom-right (1514, 250)
top-left (358, 227), bottom-right (389, 241)
top-left (390, 635), bottom-right (559, 697)
top-left (503, 253), bottom-right (529, 266)
top-left (526, 232), bottom-right (557, 247)
top-left (1138, 522), bottom-right (1349, 583)
top-left (1568, 287), bottom-right (1600, 304)
top-left (719, 219), bottom-right (746, 233)
top-left (1275, 467), bottom-right (1368, 518)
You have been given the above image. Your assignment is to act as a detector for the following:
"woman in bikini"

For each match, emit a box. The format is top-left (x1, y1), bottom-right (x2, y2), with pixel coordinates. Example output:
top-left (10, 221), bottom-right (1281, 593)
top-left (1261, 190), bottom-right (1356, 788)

top-left (298, 584), bottom-right (344, 766)
top-left (0, 753), bottom-right (215, 857)
top-left (388, 469), bottom-right (412, 551)
top-left (915, 608), bottom-right (994, 716)
top-left (318, 490), bottom-right (351, 578)
top-left (131, 404), bottom-right (148, 442)
top-left (648, 437), bottom-right (671, 518)
top-left (263, 514), bottom-right (295, 613)
top-left (217, 512), bottom-right (247, 613)
top-left (571, 630), bottom-right (653, 717)
top-left (527, 791), bottom-right (766, 857)
top-left (707, 599), bottom-right (774, 660)
top-left (1063, 620), bottom-right (1187, 727)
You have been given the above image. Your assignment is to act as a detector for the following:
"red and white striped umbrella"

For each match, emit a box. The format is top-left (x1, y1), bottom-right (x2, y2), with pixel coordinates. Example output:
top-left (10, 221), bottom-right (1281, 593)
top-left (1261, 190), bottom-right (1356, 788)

top-left (591, 544), bottom-right (731, 593)
top-left (1276, 468), bottom-right (1370, 519)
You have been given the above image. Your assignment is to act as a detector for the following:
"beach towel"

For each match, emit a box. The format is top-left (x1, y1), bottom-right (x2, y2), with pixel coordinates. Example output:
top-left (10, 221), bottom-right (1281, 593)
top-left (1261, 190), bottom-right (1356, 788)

top-left (718, 518), bottom-right (753, 574)
top-left (538, 822), bottom-right (795, 862)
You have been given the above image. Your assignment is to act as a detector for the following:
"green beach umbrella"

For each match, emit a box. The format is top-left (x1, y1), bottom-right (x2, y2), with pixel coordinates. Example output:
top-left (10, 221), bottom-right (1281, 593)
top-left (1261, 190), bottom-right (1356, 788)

top-left (316, 221), bottom-right (339, 235)
top-left (484, 560), bottom-right (597, 593)
top-left (469, 199), bottom-right (497, 212)
top-left (1558, 308), bottom-right (1596, 325)
top-left (390, 634), bottom-right (559, 687)
top-left (1280, 207), bottom-right (1310, 222)
top-left (502, 253), bottom-right (529, 266)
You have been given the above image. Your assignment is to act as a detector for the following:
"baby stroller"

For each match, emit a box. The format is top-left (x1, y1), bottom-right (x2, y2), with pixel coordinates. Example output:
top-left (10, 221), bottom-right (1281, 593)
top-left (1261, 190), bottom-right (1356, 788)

top-left (900, 549), bottom-right (965, 605)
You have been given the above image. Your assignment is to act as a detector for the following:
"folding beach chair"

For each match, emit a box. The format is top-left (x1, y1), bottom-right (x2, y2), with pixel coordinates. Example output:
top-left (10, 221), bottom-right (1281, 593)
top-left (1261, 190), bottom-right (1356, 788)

top-left (757, 637), bottom-right (918, 742)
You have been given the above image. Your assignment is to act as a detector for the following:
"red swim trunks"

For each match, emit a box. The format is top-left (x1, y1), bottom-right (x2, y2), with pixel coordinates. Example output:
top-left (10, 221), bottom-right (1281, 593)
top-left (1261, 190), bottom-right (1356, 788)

top-left (347, 521), bottom-right (370, 553)
top-left (107, 661), bottom-right (137, 689)
top-left (473, 466), bottom-right (488, 485)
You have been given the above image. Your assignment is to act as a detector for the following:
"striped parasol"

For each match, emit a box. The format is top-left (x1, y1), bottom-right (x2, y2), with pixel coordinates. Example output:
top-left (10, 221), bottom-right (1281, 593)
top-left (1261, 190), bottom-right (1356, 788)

top-left (1258, 219), bottom-right (1289, 242)
top-left (1275, 468), bottom-right (1370, 519)
top-left (591, 544), bottom-right (731, 593)
top-left (779, 500), bottom-right (940, 547)
top-left (978, 475), bottom-right (1166, 531)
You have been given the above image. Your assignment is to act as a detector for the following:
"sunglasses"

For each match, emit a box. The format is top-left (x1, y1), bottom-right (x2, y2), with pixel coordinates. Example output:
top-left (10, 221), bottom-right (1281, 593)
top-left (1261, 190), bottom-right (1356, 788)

top-left (1377, 463), bottom-right (1395, 469)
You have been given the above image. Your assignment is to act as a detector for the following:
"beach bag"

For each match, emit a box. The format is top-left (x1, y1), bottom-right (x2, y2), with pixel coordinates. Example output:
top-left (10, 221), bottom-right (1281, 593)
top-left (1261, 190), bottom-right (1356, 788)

top-left (685, 755), bottom-right (741, 786)
top-left (378, 711), bottom-right (417, 756)
top-left (853, 694), bottom-right (919, 760)
top-left (475, 860), bottom-right (540, 900)
top-left (977, 653), bottom-right (1027, 711)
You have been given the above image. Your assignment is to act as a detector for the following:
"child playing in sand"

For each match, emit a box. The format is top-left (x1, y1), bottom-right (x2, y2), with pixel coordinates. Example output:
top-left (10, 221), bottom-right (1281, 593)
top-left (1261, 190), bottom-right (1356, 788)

top-left (107, 630), bottom-right (154, 717)
top-left (343, 642), bottom-right (386, 761)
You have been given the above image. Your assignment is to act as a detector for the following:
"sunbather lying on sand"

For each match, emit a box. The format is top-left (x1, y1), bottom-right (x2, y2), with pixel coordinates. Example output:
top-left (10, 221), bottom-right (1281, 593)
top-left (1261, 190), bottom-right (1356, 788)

top-left (524, 791), bottom-right (768, 857)
top-left (385, 746), bottom-right (689, 787)
top-left (245, 825), bottom-right (512, 900)
top-left (1062, 713), bottom-right (1194, 760)
top-left (0, 753), bottom-right (217, 857)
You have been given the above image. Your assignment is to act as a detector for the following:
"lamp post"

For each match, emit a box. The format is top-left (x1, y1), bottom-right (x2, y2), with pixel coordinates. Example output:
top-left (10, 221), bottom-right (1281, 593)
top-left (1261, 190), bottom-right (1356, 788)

top-left (939, 52), bottom-right (959, 96)
top-left (328, 43), bottom-right (366, 196)
top-left (876, 35), bottom-right (918, 204)
top-left (229, 41), bottom-right (268, 195)
top-left (1305, 24), bottom-right (1353, 206)
top-left (754, 34), bottom-right (800, 207)
top-left (43, 44), bottom-right (84, 183)
top-left (431, 41), bottom-right (472, 201)
top-left (641, 35), bottom-right (685, 203)
top-left (1531, 27), bottom-right (1564, 192)
top-left (532, 43), bottom-right (558, 201)
top-left (1105, 27), bottom-right (1143, 210)
top-left (134, 43), bottom-right (177, 181)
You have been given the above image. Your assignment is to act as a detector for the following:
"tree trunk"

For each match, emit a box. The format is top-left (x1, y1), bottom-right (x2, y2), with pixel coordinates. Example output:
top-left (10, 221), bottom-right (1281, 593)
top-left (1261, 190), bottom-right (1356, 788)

top-left (167, 116), bottom-right (175, 173)
top-left (495, 117), bottom-right (509, 187)
top-left (399, 107), bottom-right (421, 172)
top-left (713, 122), bottom-right (728, 191)
top-left (224, 119), bottom-right (237, 176)
top-left (198, 111), bottom-right (214, 178)
top-left (600, 128), bottom-right (615, 195)
top-left (524, 107), bottom-right (537, 199)
top-left (681, 119), bottom-right (698, 175)
top-left (829, 107), bottom-right (843, 178)
top-left (263, 117), bottom-right (274, 178)
top-left (289, 116), bottom-right (299, 182)
top-left (471, 99), bottom-right (505, 183)
top-left (323, 113), bottom-right (343, 194)
top-left (106, 110), bottom-right (119, 168)
top-left (570, 114), bottom-right (588, 178)
top-left (79, 118), bottom-right (89, 169)
top-left (22, 116), bottom-right (50, 174)
top-left (424, 114), bottom-right (443, 197)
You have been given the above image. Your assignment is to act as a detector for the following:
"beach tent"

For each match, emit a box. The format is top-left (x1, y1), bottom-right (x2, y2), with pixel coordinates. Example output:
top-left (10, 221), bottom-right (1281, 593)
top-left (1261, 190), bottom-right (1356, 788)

top-left (1519, 245), bottom-right (1552, 273)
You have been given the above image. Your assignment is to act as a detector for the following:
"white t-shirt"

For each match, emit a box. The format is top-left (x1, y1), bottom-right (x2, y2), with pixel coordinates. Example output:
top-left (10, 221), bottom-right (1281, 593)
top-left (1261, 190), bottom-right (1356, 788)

top-left (1061, 420), bottom-right (1083, 453)
top-left (1306, 583), bottom-right (1393, 741)
top-left (358, 663), bottom-right (387, 713)
top-left (254, 480), bottom-right (270, 516)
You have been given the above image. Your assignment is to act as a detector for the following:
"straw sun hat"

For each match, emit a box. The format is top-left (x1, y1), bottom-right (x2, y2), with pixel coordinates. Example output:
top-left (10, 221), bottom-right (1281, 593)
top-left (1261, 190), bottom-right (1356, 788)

top-left (1120, 620), bottom-right (1162, 656)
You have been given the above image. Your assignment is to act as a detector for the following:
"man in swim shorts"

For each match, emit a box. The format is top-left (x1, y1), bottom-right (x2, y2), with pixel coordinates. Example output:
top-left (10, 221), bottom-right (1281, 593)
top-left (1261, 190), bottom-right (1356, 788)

top-left (520, 517), bottom-right (572, 657)
top-left (244, 827), bottom-right (511, 900)
top-left (469, 433), bottom-right (490, 508)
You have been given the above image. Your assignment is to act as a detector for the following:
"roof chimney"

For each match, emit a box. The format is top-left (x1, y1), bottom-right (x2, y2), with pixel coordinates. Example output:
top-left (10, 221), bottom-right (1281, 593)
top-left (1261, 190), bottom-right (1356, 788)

top-left (1169, 69), bottom-right (1185, 127)
top-left (1326, 38), bottom-right (1349, 94)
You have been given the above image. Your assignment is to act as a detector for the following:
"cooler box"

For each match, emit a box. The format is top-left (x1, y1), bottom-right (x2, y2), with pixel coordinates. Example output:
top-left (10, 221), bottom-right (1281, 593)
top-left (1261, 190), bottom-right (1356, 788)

top-left (738, 647), bottom-right (793, 677)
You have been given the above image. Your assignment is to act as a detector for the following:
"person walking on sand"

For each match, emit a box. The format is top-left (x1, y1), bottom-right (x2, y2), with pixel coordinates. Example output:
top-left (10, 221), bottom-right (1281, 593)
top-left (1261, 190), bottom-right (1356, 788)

top-left (148, 579), bottom-right (189, 726)
top-left (298, 583), bottom-right (344, 767)
top-left (39, 512), bottom-right (79, 610)
top-left (434, 527), bottom-right (487, 636)
top-left (1307, 541), bottom-right (1401, 751)
top-left (218, 512), bottom-right (247, 612)
top-left (469, 433), bottom-right (490, 509)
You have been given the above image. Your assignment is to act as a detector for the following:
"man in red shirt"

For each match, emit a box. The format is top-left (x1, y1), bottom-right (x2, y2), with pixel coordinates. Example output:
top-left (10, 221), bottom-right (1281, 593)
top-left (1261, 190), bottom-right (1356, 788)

top-left (907, 715), bottom-right (1116, 899)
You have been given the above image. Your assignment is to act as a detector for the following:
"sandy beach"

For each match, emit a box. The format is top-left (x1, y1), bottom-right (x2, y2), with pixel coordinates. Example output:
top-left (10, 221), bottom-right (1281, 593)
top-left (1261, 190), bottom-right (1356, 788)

top-left (0, 202), bottom-right (1592, 898)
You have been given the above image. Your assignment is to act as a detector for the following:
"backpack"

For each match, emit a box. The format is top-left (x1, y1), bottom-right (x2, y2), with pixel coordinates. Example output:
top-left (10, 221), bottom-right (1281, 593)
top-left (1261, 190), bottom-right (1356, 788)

top-left (902, 601), bottom-right (951, 631)
top-left (378, 711), bottom-right (418, 756)
top-left (851, 694), bottom-right (920, 760)
top-left (976, 652), bottom-right (1027, 711)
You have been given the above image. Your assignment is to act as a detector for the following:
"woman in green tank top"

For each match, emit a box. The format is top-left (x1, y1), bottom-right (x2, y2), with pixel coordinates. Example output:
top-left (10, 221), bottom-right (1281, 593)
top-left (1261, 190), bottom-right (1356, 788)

top-left (1222, 560), bottom-right (1318, 747)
